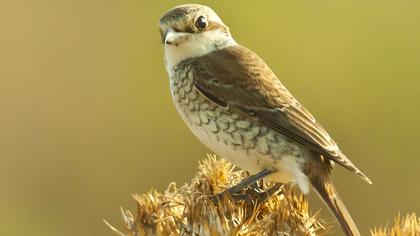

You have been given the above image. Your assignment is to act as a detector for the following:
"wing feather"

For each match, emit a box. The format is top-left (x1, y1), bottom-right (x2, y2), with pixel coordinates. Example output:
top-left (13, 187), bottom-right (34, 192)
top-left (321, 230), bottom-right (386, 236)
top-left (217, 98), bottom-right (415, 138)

top-left (189, 45), bottom-right (371, 184)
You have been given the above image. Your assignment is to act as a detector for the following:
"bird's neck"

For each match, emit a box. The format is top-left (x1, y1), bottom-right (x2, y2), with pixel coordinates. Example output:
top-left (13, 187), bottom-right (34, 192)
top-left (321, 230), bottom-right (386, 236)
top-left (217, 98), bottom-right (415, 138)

top-left (164, 30), bottom-right (237, 75)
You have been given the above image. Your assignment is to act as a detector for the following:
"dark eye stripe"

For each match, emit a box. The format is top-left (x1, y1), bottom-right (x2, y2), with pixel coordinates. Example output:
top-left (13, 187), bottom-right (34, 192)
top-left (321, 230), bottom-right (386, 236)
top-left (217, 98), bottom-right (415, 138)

top-left (184, 26), bottom-right (195, 33)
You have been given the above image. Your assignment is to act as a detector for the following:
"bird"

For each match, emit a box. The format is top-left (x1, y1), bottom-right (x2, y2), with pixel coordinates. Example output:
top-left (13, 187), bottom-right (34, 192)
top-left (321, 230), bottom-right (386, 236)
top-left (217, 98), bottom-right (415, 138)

top-left (159, 4), bottom-right (371, 236)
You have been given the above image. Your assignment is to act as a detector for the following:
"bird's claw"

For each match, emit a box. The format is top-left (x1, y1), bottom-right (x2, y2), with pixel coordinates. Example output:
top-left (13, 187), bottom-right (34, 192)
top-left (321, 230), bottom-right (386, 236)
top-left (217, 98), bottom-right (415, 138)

top-left (209, 182), bottom-right (283, 205)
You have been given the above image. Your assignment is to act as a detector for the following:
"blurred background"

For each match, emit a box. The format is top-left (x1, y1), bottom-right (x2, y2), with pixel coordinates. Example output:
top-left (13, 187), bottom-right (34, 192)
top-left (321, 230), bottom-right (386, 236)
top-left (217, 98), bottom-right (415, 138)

top-left (0, 0), bottom-right (419, 235)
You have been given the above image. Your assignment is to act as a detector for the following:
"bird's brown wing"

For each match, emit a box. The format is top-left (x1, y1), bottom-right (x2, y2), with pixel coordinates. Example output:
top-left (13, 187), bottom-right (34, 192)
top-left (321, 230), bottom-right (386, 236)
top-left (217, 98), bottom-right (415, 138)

top-left (190, 45), bottom-right (371, 183)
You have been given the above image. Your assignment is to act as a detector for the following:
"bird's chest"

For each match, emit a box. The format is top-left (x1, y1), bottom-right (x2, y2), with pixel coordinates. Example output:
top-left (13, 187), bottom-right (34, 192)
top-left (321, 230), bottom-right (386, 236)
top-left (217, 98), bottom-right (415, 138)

top-left (169, 66), bottom-right (307, 180)
top-left (169, 67), bottom-right (242, 156)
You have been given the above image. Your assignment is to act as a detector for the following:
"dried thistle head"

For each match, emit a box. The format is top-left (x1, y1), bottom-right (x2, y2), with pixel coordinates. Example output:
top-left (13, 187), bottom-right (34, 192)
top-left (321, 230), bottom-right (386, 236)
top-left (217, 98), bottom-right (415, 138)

top-left (371, 213), bottom-right (420, 236)
top-left (106, 155), bottom-right (420, 236)
top-left (107, 155), bottom-right (327, 236)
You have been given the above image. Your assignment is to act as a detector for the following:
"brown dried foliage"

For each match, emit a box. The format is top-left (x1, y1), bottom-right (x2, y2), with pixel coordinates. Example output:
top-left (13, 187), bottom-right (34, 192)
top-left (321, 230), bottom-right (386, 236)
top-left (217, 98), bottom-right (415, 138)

top-left (371, 213), bottom-right (420, 236)
top-left (106, 155), bottom-right (326, 235)
top-left (106, 155), bottom-right (419, 236)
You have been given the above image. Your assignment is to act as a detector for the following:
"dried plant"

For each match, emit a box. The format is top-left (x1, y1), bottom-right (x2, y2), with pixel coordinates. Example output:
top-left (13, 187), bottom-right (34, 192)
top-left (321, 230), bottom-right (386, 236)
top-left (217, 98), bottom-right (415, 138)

top-left (105, 155), bottom-right (419, 236)
top-left (371, 213), bottom-right (420, 236)
top-left (106, 155), bottom-right (326, 235)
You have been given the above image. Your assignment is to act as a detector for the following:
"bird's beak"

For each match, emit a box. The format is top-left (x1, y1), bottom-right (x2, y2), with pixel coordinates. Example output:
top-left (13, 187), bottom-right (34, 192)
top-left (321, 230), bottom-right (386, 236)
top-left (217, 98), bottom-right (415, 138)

top-left (164, 29), bottom-right (188, 46)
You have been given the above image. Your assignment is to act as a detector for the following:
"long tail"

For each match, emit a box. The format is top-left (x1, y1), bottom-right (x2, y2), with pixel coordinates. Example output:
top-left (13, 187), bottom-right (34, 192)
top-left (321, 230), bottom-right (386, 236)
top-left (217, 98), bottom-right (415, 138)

top-left (311, 177), bottom-right (361, 236)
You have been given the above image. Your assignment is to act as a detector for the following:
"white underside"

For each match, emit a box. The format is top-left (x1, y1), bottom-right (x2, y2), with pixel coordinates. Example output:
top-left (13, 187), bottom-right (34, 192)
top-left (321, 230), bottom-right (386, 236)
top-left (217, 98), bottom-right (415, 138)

top-left (188, 124), bottom-right (310, 193)
top-left (165, 28), bottom-right (310, 194)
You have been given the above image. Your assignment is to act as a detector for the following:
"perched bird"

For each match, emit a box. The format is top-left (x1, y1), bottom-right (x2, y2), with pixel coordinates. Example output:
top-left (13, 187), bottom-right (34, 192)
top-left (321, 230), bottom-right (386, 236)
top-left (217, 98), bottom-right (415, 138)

top-left (159, 4), bottom-right (371, 236)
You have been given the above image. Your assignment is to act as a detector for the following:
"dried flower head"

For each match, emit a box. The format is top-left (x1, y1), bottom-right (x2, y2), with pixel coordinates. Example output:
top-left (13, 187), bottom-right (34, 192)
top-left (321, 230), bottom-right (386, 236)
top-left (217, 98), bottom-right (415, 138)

top-left (106, 155), bottom-right (326, 235)
top-left (371, 213), bottom-right (420, 236)
top-left (105, 155), bottom-right (419, 236)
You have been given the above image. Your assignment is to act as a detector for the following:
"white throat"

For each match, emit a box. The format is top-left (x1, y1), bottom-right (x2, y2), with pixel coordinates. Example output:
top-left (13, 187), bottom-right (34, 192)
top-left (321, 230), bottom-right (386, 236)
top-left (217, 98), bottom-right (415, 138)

top-left (164, 30), bottom-right (237, 75)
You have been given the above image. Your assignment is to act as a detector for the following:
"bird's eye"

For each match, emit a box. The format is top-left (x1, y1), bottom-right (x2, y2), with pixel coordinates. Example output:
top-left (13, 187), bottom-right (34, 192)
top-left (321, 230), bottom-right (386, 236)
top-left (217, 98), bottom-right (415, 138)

top-left (194, 16), bottom-right (208, 30)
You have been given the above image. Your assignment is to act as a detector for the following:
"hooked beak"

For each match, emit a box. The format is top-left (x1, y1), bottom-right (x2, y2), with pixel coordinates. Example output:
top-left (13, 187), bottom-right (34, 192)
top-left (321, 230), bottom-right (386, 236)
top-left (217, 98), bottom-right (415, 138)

top-left (163, 29), bottom-right (188, 46)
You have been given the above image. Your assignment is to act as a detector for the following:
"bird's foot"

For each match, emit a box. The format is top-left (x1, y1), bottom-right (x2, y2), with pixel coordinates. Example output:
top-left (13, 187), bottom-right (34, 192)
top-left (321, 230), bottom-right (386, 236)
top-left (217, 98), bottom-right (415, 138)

top-left (249, 182), bottom-right (283, 203)
top-left (208, 169), bottom-right (281, 204)
top-left (209, 191), bottom-right (252, 203)
top-left (209, 182), bottom-right (283, 204)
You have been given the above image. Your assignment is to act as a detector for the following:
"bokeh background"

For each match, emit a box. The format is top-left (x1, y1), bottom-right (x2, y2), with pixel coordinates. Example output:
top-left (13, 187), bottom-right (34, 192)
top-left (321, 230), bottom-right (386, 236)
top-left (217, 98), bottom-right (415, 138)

top-left (1, 1), bottom-right (419, 235)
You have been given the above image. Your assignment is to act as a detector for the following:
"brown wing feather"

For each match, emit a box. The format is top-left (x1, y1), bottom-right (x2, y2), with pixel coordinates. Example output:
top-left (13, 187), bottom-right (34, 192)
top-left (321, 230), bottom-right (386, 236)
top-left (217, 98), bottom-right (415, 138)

top-left (190, 45), bottom-right (371, 184)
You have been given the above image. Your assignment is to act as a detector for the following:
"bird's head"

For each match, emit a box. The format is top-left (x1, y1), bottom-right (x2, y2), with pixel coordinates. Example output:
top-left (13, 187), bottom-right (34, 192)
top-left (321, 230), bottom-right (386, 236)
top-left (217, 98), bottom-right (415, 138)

top-left (159, 4), bottom-right (237, 74)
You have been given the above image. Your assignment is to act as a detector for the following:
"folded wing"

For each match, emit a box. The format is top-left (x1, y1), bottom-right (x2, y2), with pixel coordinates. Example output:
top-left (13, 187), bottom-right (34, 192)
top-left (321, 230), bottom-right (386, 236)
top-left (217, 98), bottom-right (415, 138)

top-left (190, 45), bottom-right (371, 184)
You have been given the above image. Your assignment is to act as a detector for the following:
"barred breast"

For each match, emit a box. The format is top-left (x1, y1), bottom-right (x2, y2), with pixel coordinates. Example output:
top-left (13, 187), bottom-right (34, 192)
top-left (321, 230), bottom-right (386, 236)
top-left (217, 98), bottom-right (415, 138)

top-left (169, 63), bottom-right (310, 192)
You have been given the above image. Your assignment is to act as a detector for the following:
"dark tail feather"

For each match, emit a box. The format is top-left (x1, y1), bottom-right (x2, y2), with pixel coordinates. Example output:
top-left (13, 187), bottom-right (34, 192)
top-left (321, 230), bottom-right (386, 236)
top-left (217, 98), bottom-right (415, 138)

top-left (311, 177), bottom-right (361, 236)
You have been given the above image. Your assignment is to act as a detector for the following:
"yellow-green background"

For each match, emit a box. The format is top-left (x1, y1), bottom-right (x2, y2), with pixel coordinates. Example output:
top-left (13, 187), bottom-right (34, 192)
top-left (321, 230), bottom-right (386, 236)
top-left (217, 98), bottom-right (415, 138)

top-left (1, 1), bottom-right (419, 235)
